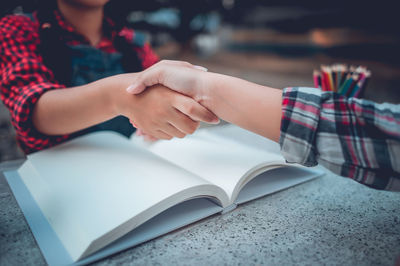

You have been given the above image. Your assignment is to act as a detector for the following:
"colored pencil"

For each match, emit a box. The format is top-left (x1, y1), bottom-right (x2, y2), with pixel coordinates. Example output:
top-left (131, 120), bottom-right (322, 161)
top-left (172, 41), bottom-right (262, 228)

top-left (313, 64), bottom-right (370, 98)
top-left (340, 74), bottom-right (355, 96)
top-left (338, 72), bottom-right (351, 94)
top-left (348, 75), bottom-right (365, 98)
top-left (352, 71), bottom-right (371, 98)
top-left (321, 69), bottom-right (329, 91)
top-left (345, 74), bottom-right (360, 97)
top-left (337, 64), bottom-right (346, 90)
top-left (326, 66), bottom-right (334, 91)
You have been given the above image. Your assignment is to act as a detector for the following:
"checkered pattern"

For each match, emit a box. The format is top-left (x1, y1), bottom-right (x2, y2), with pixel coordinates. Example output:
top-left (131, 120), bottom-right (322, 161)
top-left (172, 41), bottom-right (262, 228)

top-left (280, 87), bottom-right (400, 191)
top-left (0, 12), bottom-right (158, 154)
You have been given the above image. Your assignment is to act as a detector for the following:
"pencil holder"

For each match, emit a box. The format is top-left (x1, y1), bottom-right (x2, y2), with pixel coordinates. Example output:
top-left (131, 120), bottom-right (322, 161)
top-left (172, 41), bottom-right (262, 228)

top-left (313, 64), bottom-right (370, 98)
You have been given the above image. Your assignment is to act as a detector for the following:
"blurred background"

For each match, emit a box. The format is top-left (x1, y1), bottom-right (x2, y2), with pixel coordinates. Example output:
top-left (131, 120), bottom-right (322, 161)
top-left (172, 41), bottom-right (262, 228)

top-left (1, 0), bottom-right (400, 161)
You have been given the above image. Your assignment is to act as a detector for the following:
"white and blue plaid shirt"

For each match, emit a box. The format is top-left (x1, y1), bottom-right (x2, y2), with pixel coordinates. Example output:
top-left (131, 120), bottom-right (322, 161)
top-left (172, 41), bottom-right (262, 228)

top-left (280, 87), bottom-right (400, 191)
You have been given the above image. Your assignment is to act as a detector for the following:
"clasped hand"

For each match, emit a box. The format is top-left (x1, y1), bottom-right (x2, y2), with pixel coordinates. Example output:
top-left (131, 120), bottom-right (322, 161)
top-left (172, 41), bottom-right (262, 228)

top-left (125, 60), bottom-right (216, 141)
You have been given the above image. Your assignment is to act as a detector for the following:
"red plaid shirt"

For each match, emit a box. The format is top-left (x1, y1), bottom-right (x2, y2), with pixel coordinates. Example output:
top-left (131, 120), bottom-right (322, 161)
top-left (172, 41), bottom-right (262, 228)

top-left (0, 12), bottom-right (158, 154)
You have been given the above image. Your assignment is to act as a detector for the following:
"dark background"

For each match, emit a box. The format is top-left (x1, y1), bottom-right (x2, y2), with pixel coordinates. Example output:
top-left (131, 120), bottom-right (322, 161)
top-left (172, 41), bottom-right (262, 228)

top-left (1, 0), bottom-right (400, 161)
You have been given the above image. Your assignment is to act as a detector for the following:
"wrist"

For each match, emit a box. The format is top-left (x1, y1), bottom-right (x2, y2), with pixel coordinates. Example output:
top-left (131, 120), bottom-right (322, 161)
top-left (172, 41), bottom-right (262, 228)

top-left (196, 71), bottom-right (214, 109)
top-left (103, 73), bottom-right (138, 117)
top-left (197, 72), bottom-right (224, 113)
top-left (99, 76), bottom-right (119, 117)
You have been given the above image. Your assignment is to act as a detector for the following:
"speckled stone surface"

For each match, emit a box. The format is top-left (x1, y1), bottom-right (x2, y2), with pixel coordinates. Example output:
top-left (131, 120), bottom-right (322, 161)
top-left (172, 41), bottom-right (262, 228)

top-left (1, 160), bottom-right (399, 266)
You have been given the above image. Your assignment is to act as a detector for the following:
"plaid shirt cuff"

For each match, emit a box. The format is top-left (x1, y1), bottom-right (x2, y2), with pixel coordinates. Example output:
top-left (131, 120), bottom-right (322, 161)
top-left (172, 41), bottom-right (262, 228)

top-left (11, 83), bottom-right (70, 153)
top-left (280, 87), bottom-right (322, 167)
top-left (279, 87), bottom-right (400, 191)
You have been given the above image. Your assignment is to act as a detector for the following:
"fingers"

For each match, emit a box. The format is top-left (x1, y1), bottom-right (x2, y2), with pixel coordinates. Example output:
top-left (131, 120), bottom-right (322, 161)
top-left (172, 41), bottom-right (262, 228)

top-left (149, 130), bottom-right (174, 140)
top-left (126, 80), bottom-right (219, 142)
top-left (161, 122), bottom-right (188, 138)
top-left (135, 128), bottom-right (161, 142)
top-left (172, 95), bottom-right (219, 124)
top-left (149, 109), bottom-right (199, 139)
top-left (168, 110), bottom-right (200, 135)
top-left (126, 60), bottom-right (208, 94)
top-left (134, 106), bottom-right (201, 140)
top-left (143, 134), bottom-right (159, 142)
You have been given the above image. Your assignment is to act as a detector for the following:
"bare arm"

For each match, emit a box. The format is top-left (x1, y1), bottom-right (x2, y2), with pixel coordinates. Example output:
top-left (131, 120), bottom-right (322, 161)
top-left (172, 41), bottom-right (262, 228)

top-left (32, 75), bottom-right (119, 135)
top-left (33, 73), bottom-right (218, 139)
top-left (200, 72), bottom-right (282, 142)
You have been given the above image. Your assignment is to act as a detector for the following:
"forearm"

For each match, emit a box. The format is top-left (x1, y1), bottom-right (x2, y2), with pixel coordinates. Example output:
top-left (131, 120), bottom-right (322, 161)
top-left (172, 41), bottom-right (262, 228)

top-left (32, 75), bottom-right (129, 135)
top-left (201, 72), bottom-right (282, 142)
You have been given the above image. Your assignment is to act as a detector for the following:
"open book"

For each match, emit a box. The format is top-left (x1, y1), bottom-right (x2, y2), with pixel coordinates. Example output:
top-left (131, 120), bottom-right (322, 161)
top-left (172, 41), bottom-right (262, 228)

top-left (4, 124), bottom-right (323, 265)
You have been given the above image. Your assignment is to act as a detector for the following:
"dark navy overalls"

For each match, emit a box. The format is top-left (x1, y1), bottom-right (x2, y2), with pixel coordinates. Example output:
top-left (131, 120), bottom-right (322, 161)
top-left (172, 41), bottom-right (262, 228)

top-left (67, 43), bottom-right (137, 138)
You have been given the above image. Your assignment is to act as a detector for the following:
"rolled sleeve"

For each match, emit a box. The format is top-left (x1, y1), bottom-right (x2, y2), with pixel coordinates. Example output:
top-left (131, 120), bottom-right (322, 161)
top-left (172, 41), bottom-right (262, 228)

top-left (280, 87), bottom-right (322, 167)
top-left (0, 15), bottom-right (69, 153)
top-left (279, 87), bottom-right (400, 191)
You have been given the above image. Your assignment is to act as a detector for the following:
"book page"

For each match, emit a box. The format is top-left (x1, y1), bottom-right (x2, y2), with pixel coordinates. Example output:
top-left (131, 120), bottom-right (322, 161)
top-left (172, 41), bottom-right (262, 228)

top-left (19, 131), bottom-right (228, 261)
top-left (199, 124), bottom-right (281, 155)
top-left (142, 128), bottom-right (286, 202)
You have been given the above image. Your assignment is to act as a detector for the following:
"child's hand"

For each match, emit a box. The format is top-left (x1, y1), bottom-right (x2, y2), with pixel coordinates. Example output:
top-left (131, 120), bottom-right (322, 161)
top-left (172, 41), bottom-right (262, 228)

top-left (115, 84), bottom-right (216, 140)
top-left (126, 60), bottom-right (211, 104)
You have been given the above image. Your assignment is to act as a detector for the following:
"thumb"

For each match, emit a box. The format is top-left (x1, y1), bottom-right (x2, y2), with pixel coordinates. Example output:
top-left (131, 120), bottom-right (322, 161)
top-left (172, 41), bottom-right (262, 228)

top-left (126, 67), bottom-right (161, 94)
top-left (126, 82), bottom-right (146, 94)
top-left (126, 63), bottom-right (208, 94)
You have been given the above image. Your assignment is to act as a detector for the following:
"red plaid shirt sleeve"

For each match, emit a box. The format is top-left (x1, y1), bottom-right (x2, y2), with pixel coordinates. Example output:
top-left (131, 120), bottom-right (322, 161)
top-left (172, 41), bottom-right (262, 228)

top-left (280, 87), bottom-right (400, 191)
top-left (1, 14), bottom-right (159, 154)
top-left (0, 15), bottom-right (68, 154)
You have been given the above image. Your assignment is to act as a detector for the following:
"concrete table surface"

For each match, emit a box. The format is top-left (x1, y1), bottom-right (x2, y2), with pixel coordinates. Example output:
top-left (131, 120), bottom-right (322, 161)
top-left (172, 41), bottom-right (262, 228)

top-left (1, 160), bottom-right (399, 266)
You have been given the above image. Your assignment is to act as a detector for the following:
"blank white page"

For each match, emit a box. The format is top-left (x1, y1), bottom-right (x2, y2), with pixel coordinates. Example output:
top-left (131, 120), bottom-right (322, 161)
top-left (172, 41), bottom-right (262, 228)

top-left (200, 124), bottom-right (281, 155)
top-left (20, 132), bottom-right (224, 261)
top-left (146, 129), bottom-right (285, 201)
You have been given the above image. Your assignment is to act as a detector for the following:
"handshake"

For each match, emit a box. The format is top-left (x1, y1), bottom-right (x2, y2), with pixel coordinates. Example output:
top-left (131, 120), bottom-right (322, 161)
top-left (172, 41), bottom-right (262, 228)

top-left (124, 60), bottom-right (220, 142)
top-left (118, 59), bottom-right (281, 143)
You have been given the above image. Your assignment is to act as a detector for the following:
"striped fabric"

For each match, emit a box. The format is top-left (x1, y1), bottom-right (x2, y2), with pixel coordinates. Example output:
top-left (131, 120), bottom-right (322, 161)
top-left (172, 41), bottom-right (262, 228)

top-left (280, 87), bottom-right (400, 191)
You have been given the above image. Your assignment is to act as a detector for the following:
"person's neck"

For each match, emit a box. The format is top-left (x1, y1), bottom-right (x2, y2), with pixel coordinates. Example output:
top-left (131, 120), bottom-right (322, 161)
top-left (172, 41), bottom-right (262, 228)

top-left (57, 1), bottom-right (104, 46)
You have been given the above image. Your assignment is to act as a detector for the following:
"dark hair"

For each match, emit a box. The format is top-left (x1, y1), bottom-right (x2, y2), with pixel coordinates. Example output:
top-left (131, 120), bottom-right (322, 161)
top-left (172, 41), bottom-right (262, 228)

top-left (8, 0), bottom-right (144, 85)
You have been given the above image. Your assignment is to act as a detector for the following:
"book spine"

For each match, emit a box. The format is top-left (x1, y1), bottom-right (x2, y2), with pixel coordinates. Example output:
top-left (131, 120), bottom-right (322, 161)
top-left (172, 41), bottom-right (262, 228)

top-left (221, 204), bottom-right (237, 214)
